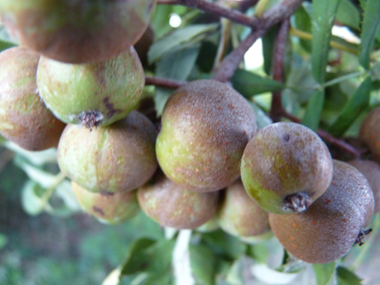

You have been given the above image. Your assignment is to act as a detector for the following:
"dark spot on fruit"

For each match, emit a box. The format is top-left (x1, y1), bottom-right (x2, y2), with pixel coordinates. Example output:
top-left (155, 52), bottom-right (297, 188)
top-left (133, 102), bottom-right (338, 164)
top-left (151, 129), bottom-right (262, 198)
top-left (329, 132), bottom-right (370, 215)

top-left (283, 134), bottom-right (290, 142)
top-left (103, 97), bottom-right (122, 118)
top-left (93, 206), bottom-right (105, 216)
top-left (100, 191), bottom-right (114, 197)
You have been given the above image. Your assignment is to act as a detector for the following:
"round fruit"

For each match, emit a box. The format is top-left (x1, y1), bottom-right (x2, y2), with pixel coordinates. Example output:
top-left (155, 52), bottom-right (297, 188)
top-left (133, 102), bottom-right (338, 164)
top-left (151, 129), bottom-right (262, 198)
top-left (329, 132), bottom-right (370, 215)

top-left (218, 181), bottom-right (270, 237)
top-left (0, 47), bottom-right (65, 151)
top-left (58, 111), bottom-right (157, 193)
top-left (360, 106), bottom-right (380, 161)
top-left (71, 181), bottom-right (139, 224)
top-left (37, 47), bottom-right (144, 129)
top-left (156, 79), bottom-right (257, 192)
top-left (241, 122), bottom-right (333, 214)
top-left (0, 0), bottom-right (157, 63)
top-left (137, 172), bottom-right (220, 229)
top-left (348, 159), bottom-right (380, 213)
top-left (269, 160), bottom-right (374, 264)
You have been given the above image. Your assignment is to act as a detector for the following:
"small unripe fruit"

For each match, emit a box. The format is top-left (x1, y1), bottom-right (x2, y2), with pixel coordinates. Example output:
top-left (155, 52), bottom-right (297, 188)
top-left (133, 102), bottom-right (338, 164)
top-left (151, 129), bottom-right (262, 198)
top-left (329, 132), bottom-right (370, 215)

top-left (269, 160), bottom-right (374, 264)
top-left (156, 79), bottom-right (257, 192)
top-left (58, 111), bottom-right (157, 193)
top-left (37, 47), bottom-right (144, 128)
top-left (71, 181), bottom-right (139, 224)
top-left (241, 122), bottom-right (333, 214)
top-left (137, 173), bottom-right (220, 229)
top-left (0, 47), bottom-right (65, 151)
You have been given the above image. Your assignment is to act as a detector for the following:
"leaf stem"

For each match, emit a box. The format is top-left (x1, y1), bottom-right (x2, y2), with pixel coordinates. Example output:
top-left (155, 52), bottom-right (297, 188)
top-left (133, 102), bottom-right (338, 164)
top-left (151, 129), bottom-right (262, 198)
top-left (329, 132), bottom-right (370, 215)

top-left (40, 172), bottom-right (66, 208)
top-left (254, 0), bottom-right (271, 17)
top-left (145, 76), bottom-right (185, 89)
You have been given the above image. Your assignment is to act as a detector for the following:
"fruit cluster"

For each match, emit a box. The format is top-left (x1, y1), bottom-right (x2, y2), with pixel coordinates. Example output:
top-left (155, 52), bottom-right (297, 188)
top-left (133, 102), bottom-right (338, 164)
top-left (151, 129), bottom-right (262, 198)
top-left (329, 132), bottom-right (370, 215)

top-left (0, 1), bottom-right (379, 266)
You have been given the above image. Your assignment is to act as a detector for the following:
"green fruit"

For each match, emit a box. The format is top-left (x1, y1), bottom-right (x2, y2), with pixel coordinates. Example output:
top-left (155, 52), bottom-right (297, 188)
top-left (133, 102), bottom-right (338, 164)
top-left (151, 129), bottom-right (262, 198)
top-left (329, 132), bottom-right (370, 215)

top-left (241, 122), bottom-right (333, 214)
top-left (58, 111), bottom-right (157, 193)
top-left (218, 181), bottom-right (270, 238)
top-left (269, 160), bottom-right (374, 264)
top-left (71, 181), bottom-right (139, 224)
top-left (0, 47), bottom-right (65, 151)
top-left (156, 79), bottom-right (257, 192)
top-left (360, 106), bottom-right (380, 161)
top-left (0, 0), bottom-right (156, 63)
top-left (137, 172), bottom-right (220, 229)
top-left (348, 159), bottom-right (380, 213)
top-left (37, 47), bottom-right (144, 128)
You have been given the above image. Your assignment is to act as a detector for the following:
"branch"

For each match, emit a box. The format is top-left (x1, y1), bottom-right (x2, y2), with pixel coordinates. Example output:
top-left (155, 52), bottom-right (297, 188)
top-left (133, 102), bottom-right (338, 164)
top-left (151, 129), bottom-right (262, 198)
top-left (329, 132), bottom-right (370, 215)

top-left (212, 0), bottom-right (304, 82)
top-left (145, 76), bottom-right (186, 89)
top-left (270, 18), bottom-right (290, 121)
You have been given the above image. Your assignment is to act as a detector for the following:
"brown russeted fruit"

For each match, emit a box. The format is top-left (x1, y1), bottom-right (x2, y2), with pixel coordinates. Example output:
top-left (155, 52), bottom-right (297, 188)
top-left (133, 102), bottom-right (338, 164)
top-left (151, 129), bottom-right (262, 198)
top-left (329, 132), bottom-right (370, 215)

top-left (37, 47), bottom-right (144, 129)
top-left (71, 181), bottom-right (139, 224)
top-left (269, 160), bottom-right (374, 264)
top-left (58, 111), bottom-right (157, 193)
top-left (137, 172), bottom-right (220, 229)
top-left (360, 106), bottom-right (380, 161)
top-left (156, 79), bottom-right (257, 192)
top-left (0, 0), bottom-right (157, 63)
top-left (0, 47), bottom-right (65, 151)
top-left (241, 122), bottom-right (333, 214)
top-left (218, 181), bottom-right (270, 238)
top-left (348, 159), bottom-right (380, 213)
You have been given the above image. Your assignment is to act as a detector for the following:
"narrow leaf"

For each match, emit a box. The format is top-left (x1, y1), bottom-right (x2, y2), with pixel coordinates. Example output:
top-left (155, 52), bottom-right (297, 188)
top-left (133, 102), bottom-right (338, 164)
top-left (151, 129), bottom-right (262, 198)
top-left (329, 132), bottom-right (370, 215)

top-left (336, 0), bottom-right (360, 30)
top-left (336, 266), bottom-right (362, 285)
top-left (149, 24), bottom-right (218, 63)
top-left (312, 262), bottom-right (336, 285)
top-left (190, 244), bottom-right (216, 285)
top-left (231, 69), bottom-right (284, 98)
top-left (329, 76), bottom-right (372, 136)
top-left (302, 89), bottom-right (325, 131)
top-left (311, 0), bottom-right (340, 83)
top-left (359, 0), bottom-right (380, 69)
top-left (262, 26), bottom-right (278, 75)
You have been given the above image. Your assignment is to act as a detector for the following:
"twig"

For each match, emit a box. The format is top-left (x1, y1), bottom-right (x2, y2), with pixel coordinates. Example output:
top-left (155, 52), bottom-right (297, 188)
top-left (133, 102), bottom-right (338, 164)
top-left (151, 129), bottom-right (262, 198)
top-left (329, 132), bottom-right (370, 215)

top-left (212, 0), bottom-right (304, 82)
top-left (145, 76), bottom-right (185, 89)
top-left (270, 18), bottom-right (290, 122)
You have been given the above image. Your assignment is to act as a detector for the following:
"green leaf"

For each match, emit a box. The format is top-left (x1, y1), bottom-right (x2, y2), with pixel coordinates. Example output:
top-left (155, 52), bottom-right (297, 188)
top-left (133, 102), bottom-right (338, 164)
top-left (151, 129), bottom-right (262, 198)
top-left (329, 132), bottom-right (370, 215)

top-left (248, 102), bottom-right (273, 129)
top-left (302, 89), bottom-right (325, 131)
top-left (336, 266), bottom-right (362, 285)
top-left (336, 0), bottom-right (360, 30)
top-left (246, 244), bottom-right (268, 264)
top-left (225, 258), bottom-right (244, 285)
top-left (231, 69), bottom-right (284, 97)
top-left (190, 244), bottom-right (216, 285)
top-left (148, 24), bottom-right (218, 63)
top-left (328, 76), bottom-right (372, 136)
top-left (294, 6), bottom-right (312, 52)
top-left (313, 262), bottom-right (336, 285)
top-left (359, 0), bottom-right (380, 69)
top-left (0, 233), bottom-right (8, 250)
top-left (262, 26), bottom-right (278, 75)
top-left (311, 0), bottom-right (340, 83)
top-left (201, 230), bottom-right (246, 260)
top-left (154, 88), bottom-right (172, 117)
top-left (150, 5), bottom-right (175, 39)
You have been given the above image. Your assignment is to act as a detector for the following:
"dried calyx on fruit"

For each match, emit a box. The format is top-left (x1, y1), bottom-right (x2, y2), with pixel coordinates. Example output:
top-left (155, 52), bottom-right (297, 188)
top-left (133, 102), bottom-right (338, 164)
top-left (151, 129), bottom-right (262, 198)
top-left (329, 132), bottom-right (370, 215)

top-left (241, 122), bottom-right (333, 214)
top-left (58, 111), bottom-right (158, 194)
top-left (269, 160), bottom-right (374, 264)
top-left (71, 181), bottom-right (140, 224)
top-left (0, 0), bottom-right (157, 63)
top-left (137, 171), bottom-right (220, 229)
top-left (156, 79), bottom-right (257, 192)
top-left (37, 47), bottom-right (144, 129)
top-left (0, 47), bottom-right (65, 151)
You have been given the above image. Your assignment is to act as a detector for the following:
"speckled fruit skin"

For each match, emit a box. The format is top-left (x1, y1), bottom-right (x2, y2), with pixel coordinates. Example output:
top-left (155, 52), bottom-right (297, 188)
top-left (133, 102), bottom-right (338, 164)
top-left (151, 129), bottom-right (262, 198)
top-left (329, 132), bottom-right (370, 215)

top-left (37, 47), bottom-right (144, 128)
top-left (348, 159), bottom-right (380, 214)
top-left (58, 111), bottom-right (158, 193)
top-left (137, 172), bottom-right (220, 229)
top-left (241, 122), bottom-right (333, 214)
top-left (71, 181), bottom-right (139, 224)
top-left (269, 160), bottom-right (374, 264)
top-left (0, 47), bottom-right (65, 151)
top-left (360, 107), bottom-right (380, 161)
top-left (0, 0), bottom-right (156, 63)
top-left (218, 181), bottom-right (270, 237)
top-left (156, 79), bottom-right (257, 192)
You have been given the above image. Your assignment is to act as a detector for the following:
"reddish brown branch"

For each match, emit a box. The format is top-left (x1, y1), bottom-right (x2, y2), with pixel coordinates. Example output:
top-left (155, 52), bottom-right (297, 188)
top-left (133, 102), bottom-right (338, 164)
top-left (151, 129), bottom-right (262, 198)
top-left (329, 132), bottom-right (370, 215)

top-left (212, 0), bottom-right (304, 82)
top-left (145, 76), bottom-right (185, 89)
top-left (270, 18), bottom-right (290, 122)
